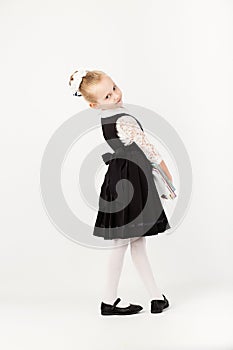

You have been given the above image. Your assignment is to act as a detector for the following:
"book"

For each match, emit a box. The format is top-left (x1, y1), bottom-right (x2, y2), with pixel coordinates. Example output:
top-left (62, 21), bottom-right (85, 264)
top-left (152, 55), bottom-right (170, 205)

top-left (151, 162), bottom-right (177, 200)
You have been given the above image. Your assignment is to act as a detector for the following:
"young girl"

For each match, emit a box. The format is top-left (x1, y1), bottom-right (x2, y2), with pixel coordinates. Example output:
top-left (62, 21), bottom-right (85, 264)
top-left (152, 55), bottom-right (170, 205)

top-left (69, 69), bottom-right (172, 316)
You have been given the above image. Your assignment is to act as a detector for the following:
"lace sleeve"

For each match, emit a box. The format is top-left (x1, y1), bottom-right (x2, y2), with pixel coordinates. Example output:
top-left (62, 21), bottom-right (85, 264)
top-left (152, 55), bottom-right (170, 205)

top-left (116, 115), bottom-right (163, 164)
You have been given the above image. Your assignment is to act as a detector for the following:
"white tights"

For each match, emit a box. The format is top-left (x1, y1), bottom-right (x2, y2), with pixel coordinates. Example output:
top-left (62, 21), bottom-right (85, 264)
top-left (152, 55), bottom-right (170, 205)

top-left (102, 236), bottom-right (164, 305)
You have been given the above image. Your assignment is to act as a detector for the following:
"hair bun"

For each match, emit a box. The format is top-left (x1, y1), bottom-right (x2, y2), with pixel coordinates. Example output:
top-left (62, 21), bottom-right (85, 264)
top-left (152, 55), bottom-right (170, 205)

top-left (69, 68), bottom-right (88, 96)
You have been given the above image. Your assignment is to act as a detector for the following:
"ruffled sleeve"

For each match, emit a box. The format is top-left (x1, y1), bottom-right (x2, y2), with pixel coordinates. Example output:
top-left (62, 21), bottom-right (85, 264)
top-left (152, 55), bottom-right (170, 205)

top-left (116, 115), bottom-right (163, 164)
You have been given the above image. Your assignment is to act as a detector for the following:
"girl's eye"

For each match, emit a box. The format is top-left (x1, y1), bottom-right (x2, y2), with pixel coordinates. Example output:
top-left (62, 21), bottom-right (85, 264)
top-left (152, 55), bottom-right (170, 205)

top-left (106, 86), bottom-right (117, 99)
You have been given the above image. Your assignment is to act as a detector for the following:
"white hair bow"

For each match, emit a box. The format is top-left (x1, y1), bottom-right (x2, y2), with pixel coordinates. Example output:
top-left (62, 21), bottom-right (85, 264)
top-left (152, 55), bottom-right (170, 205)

top-left (70, 68), bottom-right (88, 96)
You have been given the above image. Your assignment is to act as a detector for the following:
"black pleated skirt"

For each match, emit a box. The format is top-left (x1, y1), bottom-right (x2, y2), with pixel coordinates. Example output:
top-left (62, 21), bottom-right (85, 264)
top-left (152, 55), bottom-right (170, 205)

top-left (93, 142), bottom-right (171, 240)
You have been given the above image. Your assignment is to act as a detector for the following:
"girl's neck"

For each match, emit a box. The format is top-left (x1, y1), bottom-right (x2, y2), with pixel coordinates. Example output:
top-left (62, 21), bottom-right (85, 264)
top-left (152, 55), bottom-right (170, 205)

top-left (99, 104), bottom-right (129, 118)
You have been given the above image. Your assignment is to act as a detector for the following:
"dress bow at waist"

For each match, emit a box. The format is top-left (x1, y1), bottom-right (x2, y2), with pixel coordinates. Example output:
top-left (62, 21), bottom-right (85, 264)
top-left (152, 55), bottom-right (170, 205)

top-left (101, 146), bottom-right (129, 165)
top-left (101, 152), bottom-right (115, 165)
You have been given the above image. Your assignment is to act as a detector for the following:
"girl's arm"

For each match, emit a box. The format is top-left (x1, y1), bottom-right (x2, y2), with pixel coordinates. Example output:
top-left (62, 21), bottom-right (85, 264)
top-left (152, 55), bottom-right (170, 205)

top-left (116, 115), bottom-right (173, 182)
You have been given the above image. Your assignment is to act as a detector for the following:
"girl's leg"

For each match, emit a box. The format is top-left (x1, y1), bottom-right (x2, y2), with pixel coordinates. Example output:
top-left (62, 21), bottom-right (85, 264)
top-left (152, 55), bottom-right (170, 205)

top-left (130, 236), bottom-right (164, 300)
top-left (102, 238), bottom-right (130, 306)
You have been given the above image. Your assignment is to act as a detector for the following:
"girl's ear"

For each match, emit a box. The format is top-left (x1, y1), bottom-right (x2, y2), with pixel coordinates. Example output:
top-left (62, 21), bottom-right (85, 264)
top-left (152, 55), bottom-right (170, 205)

top-left (89, 103), bottom-right (99, 109)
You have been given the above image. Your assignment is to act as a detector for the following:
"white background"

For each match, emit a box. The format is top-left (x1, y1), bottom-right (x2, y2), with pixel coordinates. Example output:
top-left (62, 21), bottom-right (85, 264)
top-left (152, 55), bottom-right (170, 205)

top-left (0, 0), bottom-right (233, 349)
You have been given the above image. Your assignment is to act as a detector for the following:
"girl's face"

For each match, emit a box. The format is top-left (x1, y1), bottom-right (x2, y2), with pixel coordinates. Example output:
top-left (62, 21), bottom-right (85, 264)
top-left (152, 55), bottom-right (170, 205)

top-left (89, 75), bottom-right (123, 110)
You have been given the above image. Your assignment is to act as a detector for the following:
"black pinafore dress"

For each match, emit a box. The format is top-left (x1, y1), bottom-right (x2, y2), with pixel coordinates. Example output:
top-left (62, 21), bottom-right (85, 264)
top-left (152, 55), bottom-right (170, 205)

top-left (93, 112), bottom-right (171, 240)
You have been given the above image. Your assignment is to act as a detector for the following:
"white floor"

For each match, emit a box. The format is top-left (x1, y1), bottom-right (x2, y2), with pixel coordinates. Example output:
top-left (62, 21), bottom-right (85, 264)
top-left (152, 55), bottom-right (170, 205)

top-left (0, 283), bottom-right (232, 350)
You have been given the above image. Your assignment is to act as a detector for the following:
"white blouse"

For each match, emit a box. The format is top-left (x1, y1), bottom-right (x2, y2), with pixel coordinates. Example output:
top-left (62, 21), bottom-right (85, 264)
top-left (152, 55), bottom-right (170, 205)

top-left (99, 105), bottom-right (163, 165)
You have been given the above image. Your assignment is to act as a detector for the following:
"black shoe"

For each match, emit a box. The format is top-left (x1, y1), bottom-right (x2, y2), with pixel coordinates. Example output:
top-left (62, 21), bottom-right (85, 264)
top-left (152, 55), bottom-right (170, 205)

top-left (151, 294), bottom-right (169, 313)
top-left (101, 297), bottom-right (143, 316)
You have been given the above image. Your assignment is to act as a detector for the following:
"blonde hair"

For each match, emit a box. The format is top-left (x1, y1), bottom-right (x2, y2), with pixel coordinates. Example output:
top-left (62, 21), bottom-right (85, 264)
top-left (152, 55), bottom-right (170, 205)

top-left (69, 69), bottom-right (107, 103)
